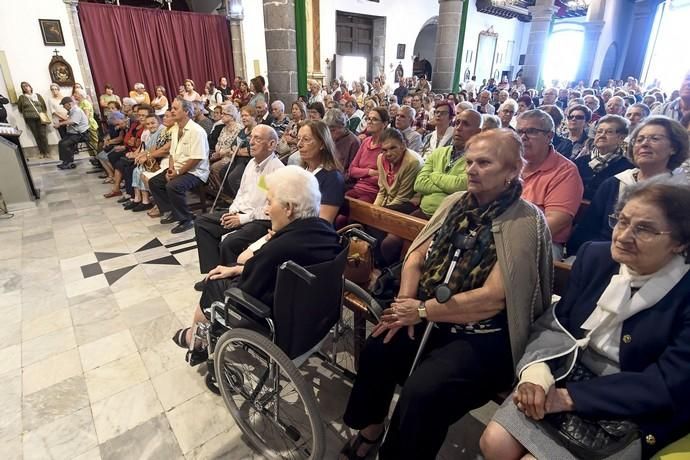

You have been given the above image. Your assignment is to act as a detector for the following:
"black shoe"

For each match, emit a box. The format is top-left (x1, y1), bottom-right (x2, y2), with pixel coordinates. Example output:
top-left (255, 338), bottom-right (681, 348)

top-left (171, 220), bottom-right (194, 234)
top-left (123, 201), bottom-right (139, 210)
top-left (89, 157), bottom-right (100, 166)
top-left (160, 215), bottom-right (176, 225)
top-left (132, 202), bottom-right (154, 212)
top-left (194, 279), bottom-right (206, 292)
top-left (117, 196), bottom-right (130, 204)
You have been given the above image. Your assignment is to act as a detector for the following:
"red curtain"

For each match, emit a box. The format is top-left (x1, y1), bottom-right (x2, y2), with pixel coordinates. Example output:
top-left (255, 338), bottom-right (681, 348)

top-left (78, 3), bottom-right (234, 104)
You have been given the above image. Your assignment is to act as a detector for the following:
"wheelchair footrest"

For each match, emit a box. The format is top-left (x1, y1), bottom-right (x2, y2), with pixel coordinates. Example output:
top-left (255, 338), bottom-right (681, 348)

top-left (185, 349), bottom-right (208, 367)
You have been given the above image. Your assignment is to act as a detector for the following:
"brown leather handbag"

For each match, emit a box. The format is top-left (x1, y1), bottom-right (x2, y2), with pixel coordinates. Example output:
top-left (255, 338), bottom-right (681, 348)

top-left (338, 224), bottom-right (375, 286)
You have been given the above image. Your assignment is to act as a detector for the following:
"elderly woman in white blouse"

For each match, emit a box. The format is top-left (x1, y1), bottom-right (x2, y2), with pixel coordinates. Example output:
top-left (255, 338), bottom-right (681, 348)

top-left (482, 179), bottom-right (690, 460)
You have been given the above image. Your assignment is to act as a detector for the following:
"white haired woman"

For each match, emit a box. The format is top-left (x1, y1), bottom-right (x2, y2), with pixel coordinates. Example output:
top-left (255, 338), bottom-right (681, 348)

top-left (172, 165), bottom-right (343, 360)
top-left (208, 104), bottom-right (243, 195)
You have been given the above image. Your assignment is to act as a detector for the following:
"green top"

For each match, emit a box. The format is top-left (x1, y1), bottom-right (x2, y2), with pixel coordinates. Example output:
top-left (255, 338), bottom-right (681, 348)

top-left (79, 99), bottom-right (98, 131)
top-left (414, 145), bottom-right (468, 216)
top-left (16, 93), bottom-right (47, 120)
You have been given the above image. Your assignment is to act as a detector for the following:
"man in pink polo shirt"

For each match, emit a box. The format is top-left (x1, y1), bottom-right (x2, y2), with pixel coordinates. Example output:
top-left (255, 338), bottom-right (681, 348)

top-left (517, 109), bottom-right (584, 260)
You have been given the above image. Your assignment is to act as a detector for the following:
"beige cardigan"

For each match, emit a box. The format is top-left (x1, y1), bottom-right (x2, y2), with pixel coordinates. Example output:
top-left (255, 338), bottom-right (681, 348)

top-left (406, 191), bottom-right (553, 367)
top-left (374, 149), bottom-right (423, 207)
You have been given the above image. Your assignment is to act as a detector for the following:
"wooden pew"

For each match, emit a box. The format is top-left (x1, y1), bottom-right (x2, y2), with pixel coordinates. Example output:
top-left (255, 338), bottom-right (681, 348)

top-left (343, 197), bottom-right (572, 297)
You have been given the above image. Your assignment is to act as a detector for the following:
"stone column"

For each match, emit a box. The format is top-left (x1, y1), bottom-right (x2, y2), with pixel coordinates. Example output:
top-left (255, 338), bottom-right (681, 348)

top-left (620, 0), bottom-right (656, 79)
top-left (576, 20), bottom-right (604, 85)
top-left (306, 0), bottom-right (325, 85)
top-left (63, 0), bottom-right (98, 112)
top-left (433, 0), bottom-right (464, 93)
top-left (521, 0), bottom-right (555, 88)
top-left (229, 18), bottom-right (247, 79)
top-left (263, 0), bottom-right (298, 104)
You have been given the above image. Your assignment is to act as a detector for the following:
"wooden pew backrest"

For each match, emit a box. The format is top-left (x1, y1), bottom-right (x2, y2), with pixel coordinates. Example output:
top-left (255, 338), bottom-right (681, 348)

top-left (344, 197), bottom-right (572, 297)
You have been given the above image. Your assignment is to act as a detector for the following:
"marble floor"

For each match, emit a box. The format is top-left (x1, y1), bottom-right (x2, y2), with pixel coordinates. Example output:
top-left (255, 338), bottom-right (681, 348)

top-left (0, 159), bottom-right (494, 459)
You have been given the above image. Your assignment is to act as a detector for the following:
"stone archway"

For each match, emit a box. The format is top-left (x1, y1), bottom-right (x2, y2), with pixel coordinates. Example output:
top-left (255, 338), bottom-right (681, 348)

top-left (599, 42), bottom-right (618, 81)
top-left (413, 16), bottom-right (438, 74)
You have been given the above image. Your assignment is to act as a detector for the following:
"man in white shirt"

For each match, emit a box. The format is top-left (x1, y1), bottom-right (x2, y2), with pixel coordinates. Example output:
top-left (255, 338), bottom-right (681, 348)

top-left (395, 105), bottom-right (424, 153)
top-left (149, 97), bottom-right (210, 234)
top-left (193, 124), bottom-right (284, 289)
top-left (465, 76), bottom-right (477, 100)
top-left (56, 97), bottom-right (90, 169)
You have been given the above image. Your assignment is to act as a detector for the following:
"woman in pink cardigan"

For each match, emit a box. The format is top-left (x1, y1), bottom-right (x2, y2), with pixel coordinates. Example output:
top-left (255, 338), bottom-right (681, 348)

top-left (347, 107), bottom-right (390, 202)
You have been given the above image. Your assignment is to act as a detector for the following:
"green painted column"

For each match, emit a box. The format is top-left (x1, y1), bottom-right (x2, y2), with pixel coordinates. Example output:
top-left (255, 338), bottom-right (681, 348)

top-left (295, 0), bottom-right (308, 97)
top-left (452, 0), bottom-right (469, 92)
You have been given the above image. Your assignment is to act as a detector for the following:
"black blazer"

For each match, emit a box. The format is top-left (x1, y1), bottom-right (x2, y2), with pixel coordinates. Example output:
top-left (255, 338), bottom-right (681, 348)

top-left (557, 242), bottom-right (690, 456)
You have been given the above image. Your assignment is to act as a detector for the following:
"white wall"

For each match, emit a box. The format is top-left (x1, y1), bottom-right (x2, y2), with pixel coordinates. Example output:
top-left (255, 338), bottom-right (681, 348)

top-left (460, 3), bottom-right (530, 85)
top-left (240, 0), bottom-right (268, 82)
top-left (317, 0), bottom-right (528, 89)
top-left (320, 0), bottom-right (439, 85)
top-left (590, 0), bottom-right (632, 80)
top-left (0, 0), bottom-right (88, 148)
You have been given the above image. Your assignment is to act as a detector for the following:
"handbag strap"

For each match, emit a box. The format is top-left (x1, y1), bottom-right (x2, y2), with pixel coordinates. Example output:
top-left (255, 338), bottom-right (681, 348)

top-left (26, 96), bottom-right (44, 115)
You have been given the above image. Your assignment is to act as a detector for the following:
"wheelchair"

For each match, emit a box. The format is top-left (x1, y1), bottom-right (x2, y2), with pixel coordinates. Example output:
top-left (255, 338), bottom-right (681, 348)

top-left (187, 230), bottom-right (383, 459)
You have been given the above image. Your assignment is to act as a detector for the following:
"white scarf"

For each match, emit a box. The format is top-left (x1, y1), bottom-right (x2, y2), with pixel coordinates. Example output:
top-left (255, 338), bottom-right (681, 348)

top-left (577, 255), bottom-right (689, 362)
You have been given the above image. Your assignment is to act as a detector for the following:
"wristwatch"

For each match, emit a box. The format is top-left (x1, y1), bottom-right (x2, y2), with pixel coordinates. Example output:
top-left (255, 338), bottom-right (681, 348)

top-left (418, 300), bottom-right (427, 319)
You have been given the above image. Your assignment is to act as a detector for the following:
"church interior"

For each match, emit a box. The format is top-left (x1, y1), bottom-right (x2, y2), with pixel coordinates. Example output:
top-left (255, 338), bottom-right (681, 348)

top-left (1, 0), bottom-right (690, 459)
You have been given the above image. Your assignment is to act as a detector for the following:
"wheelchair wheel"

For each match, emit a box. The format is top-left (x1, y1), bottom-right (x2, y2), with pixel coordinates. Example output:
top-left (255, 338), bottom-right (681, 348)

top-left (214, 328), bottom-right (325, 460)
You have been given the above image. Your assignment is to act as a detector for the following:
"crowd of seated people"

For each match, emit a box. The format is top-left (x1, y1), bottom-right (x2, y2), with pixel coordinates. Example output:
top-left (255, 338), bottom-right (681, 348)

top-left (86, 70), bottom-right (688, 251)
top-left (64, 69), bottom-right (690, 458)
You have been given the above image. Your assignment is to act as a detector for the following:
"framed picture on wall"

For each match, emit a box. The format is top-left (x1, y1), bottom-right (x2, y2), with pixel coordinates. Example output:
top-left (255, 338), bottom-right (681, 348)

top-left (38, 19), bottom-right (65, 46)
top-left (396, 44), bottom-right (406, 60)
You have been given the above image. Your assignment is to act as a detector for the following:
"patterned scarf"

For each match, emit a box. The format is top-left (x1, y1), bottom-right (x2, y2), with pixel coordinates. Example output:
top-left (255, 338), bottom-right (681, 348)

top-left (418, 182), bottom-right (522, 300)
top-left (588, 145), bottom-right (625, 173)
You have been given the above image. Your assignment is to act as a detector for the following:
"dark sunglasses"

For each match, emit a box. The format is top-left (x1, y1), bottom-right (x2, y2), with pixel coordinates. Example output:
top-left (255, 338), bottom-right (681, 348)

top-left (567, 115), bottom-right (585, 121)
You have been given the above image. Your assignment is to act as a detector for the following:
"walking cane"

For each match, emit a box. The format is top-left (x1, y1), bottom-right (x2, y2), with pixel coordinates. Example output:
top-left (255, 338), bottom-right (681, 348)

top-left (210, 143), bottom-right (240, 213)
top-left (380, 231), bottom-right (476, 446)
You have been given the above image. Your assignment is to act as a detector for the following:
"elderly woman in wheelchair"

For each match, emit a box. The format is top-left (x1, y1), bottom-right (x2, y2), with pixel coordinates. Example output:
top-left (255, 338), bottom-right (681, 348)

top-left (172, 165), bottom-right (346, 458)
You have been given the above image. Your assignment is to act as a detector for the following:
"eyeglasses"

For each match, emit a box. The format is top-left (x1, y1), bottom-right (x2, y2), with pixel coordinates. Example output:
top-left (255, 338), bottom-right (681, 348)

top-left (567, 114), bottom-right (585, 121)
top-left (435, 111), bottom-right (450, 117)
top-left (633, 135), bottom-right (668, 145)
top-left (365, 117), bottom-right (382, 123)
top-left (595, 129), bottom-right (621, 136)
top-left (516, 128), bottom-right (550, 138)
top-left (608, 214), bottom-right (673, 242)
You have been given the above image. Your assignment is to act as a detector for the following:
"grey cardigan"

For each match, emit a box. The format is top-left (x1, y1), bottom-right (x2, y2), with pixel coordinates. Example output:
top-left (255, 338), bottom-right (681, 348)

top-left (406, 191), bottom-right (554, 367)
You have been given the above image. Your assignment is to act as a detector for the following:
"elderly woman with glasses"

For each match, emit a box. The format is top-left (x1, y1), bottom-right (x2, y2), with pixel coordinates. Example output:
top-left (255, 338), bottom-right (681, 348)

top-left (482, 179), bottom-right (690, 460)
top-left (568, 116), bottom-right (689, 253)
top-left (420, 101), bottom-right (455, 159)
top-left (207, 104), bottom-right (243, 196)
top-left (565, 104), bottom-right (592, 158)
top-left (339, 129), bottom-right (552, 460)
top-left (574, 114), bottom-right (634, 200)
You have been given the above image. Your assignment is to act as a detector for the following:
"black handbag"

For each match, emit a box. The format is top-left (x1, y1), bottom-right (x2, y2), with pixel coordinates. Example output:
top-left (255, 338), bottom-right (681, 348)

top-left (541, 362), bottom-right (640, 459)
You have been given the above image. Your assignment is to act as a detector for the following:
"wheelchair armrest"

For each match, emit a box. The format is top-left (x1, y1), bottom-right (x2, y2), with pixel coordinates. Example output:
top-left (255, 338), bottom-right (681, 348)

top-left (280, 261), bottom-right (316, 284)
top-left (224, 287), bottom-right (272, 318)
